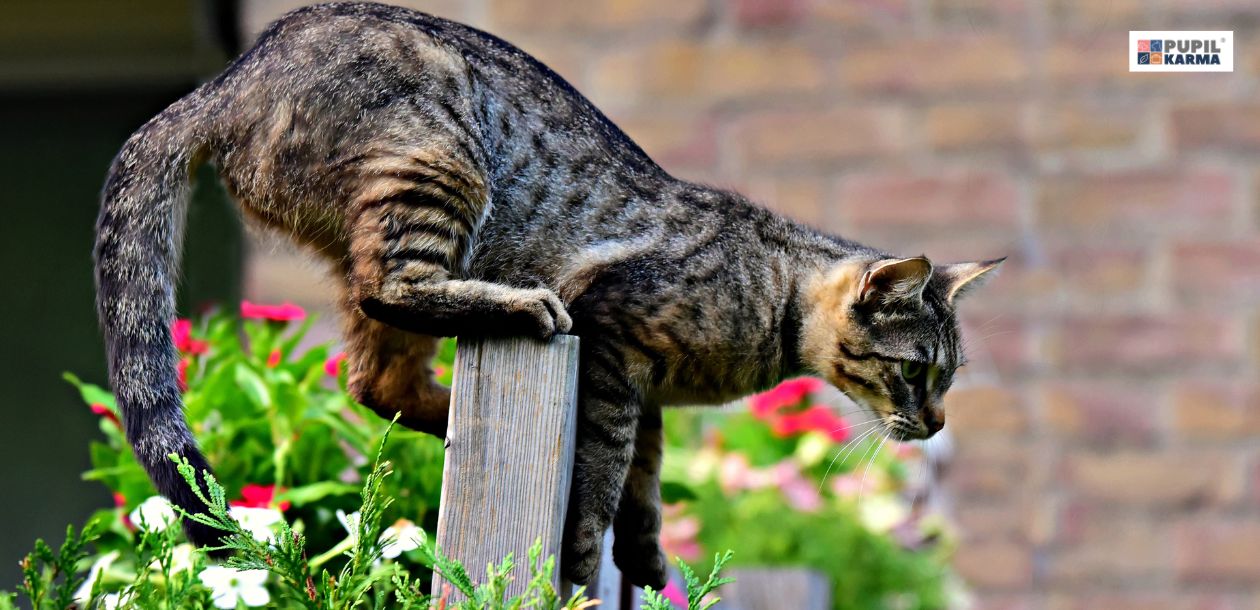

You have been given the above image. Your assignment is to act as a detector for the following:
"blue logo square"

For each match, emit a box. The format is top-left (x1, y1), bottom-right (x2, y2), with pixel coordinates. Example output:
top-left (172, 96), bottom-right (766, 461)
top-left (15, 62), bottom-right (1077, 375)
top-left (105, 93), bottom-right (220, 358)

top-left (1150, 40), bottom-right (1163, 52)
top-left (1137, 52), bottom-right (1150, 64)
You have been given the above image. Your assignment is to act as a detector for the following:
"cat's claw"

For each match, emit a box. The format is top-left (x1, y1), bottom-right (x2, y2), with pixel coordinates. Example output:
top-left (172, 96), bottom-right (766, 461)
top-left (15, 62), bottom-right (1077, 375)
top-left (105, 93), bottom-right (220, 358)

top-left (511, 288), bottom-right (573, 339)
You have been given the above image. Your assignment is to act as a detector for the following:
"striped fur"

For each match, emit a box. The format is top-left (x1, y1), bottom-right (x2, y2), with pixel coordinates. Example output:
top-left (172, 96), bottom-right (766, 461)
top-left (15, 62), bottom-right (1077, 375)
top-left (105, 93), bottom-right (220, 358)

top-left (93, 3), bottom-right (1000, 588)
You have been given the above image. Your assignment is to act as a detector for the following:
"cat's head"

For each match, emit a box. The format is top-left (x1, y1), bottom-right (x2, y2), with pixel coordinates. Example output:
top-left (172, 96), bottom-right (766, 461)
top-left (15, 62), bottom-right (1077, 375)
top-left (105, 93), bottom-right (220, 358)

top-left (800, 256), bottom-right (1003, 441)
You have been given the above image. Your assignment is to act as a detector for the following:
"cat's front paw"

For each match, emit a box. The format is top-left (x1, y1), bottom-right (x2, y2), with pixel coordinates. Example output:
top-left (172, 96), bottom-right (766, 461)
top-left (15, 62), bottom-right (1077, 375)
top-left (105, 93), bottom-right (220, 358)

top-left (614, 537), bottom-right (668, 590)
top-left (508, 288), bottom-right (573, 339)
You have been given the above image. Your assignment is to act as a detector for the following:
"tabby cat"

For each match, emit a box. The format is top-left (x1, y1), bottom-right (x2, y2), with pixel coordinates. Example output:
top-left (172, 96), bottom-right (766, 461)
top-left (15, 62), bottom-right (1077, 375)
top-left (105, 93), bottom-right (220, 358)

top-left (94, 2), bottom-right (1001, 588)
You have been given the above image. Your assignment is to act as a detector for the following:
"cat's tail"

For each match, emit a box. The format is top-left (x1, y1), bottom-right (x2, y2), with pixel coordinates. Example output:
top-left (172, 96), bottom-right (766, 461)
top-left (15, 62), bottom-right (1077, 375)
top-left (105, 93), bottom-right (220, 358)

top-left (93, 89), bottom-right (222, 547)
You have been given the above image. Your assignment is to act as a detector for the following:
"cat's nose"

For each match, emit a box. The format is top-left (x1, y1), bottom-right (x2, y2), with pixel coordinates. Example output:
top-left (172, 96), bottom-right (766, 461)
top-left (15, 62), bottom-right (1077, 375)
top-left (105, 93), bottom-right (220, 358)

top-left (921, 404), bottom-right (945, 435)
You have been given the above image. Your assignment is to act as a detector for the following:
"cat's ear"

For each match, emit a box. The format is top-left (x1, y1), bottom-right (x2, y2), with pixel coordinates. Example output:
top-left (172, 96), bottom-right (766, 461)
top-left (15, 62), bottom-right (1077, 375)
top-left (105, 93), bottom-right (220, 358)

top-left (858, 257), bottom-right (933, 306)
top-left (938, 258), bottom-right (1005, 303)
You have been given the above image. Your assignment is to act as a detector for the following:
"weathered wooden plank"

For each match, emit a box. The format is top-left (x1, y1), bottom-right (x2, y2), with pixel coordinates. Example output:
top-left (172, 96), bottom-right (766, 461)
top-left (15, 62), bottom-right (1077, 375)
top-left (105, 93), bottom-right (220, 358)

top-left (715, 568), bottom-right (831, 610)
top-left (589, 530), bottom-right (624, 609)
top-left (433, 335), bottom-right (581, 598)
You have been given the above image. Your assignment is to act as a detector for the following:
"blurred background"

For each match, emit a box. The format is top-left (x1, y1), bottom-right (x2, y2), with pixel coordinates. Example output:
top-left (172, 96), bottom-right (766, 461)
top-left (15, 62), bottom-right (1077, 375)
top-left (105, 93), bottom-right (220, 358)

top-left (4, 0), bottom-right (1259, 607)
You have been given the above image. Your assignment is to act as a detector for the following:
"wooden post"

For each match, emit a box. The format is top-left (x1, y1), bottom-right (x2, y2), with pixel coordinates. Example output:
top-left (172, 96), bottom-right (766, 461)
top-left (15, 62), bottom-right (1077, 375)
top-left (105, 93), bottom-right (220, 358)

top-left (716, 568), bottom-right (831, 610)
top-left (433, 335), bottom-right (581, 598)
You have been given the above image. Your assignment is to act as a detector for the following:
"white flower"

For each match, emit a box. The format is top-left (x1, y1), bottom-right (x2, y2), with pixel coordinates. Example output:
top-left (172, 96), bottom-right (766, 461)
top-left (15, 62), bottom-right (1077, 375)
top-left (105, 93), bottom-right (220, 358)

top-left (101, 589), bottom-right (135, 610)
top-left (379, 519), bottom-right (423, 559)
top-left (336, 509), bottom-right (361, 545)
top-left (73, 550), bottom-right (120, 603)
top-left (199, 566), bottom-right (270, 609)
top-left (228, 506), bottom-right (283, 542)
top-left (129, 496), bottom-right (177, 531)
top-left (149, 543), bottom-right (197, 574)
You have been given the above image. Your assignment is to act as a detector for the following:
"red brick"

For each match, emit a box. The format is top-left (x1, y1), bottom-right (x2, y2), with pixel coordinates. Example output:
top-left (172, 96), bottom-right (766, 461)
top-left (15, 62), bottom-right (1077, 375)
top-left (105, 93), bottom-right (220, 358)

top-left (487, 0), bottom-right (707, 32)
top-left (1065, 451), bottom-right (1241, 507)
top-left (614, 112), bottom-right (718, 173)
top-left (1173, 382), bottom-right (1260, 439)
top-left (1037, 171), bottom-right (1235, 239)
top-left (839, 35), bottom-right (1028, 95)
top-left (1046, 315), bottom-right (1246, 375)
top-left (809, 0), bottom-right (913, 31)
top-left (925, 0), bottom-right (1027, 27)
top-left (733, 107), bottom-right (904, 167)
top-left (742, 175), bottom-right (831, 228)
top-left (1048, 245), bottom-right (1149, 304)
top-left (946, 441), bottom-right (1030, 499)
top-left (923, 103), bottom-right (1024, 152)
top-left (837, 170), bottom-right (1020, 236)
top-left (1045, 515), bottom-right (1171, 584)
top-left (1042, 382), bottom-right (1161, 446)
top-left (954, 502), bottom-right (1031, 543)
top-left (591, 41), bottom-right (825, 105)
top-left (1046, 0), bottom-right (1144, 27)
top-left (1172, 240), bottom-right (1260, 307)
top-left (953, 540), bottom-right (1033, 589)
top-left (1033, 103), bottom-right (1145, 151)
top-left (945, 386), bottom-right (1027, 439)
top-left (1174, 105), bottom-right (1260, 152)
top-left (1177, 520), bottom-right (1260, 583)
top-left (733, 0), bottom-right (805, 28)
top-left (1044, 35), bottom-right (1133, 88)
top-left (959, 315), bottom-right (1037, 379)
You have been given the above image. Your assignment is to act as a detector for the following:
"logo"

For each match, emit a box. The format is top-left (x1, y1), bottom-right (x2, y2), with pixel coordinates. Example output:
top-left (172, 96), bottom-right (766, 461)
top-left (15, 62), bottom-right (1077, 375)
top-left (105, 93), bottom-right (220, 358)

top-left (1130, 31), bottom-right (1233, 72)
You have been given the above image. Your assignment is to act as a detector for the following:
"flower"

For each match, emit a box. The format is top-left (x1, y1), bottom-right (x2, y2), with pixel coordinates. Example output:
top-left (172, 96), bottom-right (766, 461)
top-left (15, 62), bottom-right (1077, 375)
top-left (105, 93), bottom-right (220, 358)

top-left (266, 349), bottom-right (282, 368)
top-left (128, 496), bottom-right (177, 531)
top-left (177, 358), bottom-right (191, 392)
top-left (199, 566), bottom-right (270, 608)
top-left (772, 462), bottom-right (822, 512)
top-left (661, 580), bottom-right (688, 607)
top-left (74, 550), bottom-right (120, 603)
top-left (172, 318), bottom-right (208, 354)
top-left (240, 300), bottom-right (306, 322)
top-left (337, 509), bottom-right (361, 545)
top-left (148, 544), bottom-right (196, 574)
top-left (325, 352), bottom-right (347, 377)
top-left (660, 506), bottom-right (701, 562)
top-left (89, 403), bottom-right (121, 429)
top-left (771, 405), bottom-right (851, 443)
top-left (379, 519), bottom-right (424, 558)
top-left (231, 484), bottom-right (291, 511)
top-left (228, 506), bottom-right (283, 542)
top-left (749, 377), bottom-right (823, 418)
top-left (101, 590), bottom-right (135, 610)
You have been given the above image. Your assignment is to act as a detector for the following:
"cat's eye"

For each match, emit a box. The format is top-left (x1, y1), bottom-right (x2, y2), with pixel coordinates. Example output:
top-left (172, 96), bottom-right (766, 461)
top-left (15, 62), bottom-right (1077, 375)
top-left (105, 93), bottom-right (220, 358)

top-left (900, 360), bottom-right (925, 382)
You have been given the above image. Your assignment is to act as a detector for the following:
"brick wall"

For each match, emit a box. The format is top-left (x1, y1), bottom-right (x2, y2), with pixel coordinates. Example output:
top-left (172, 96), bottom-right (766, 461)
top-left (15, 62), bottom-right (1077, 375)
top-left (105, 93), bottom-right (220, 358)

top-left (240, 2), bottom-right (1260, 607)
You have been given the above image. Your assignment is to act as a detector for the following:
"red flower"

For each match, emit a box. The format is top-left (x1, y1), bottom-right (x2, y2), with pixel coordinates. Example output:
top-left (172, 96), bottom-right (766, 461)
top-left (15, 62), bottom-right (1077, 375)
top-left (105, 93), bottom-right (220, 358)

top-left (771, 405), bottom-right (851, 443)
top-left (177, 358), bottom-right (191, 392)
top-left (240, 300), bottom-right (306, 322)
top-left (267, 349), bottom-right (282, 368)
top-left (230, 484), bottom-right (291, 512)
top-left (90, 402), bottom-right (122, 430)
top-left (171, 318), bottom-right (208, 354)
top-left (749, 377), bottom-right (824, 419)
top-left (112, 492), bottom-right (127, 508)
top-left (325, 352), bottom-right (347, 377)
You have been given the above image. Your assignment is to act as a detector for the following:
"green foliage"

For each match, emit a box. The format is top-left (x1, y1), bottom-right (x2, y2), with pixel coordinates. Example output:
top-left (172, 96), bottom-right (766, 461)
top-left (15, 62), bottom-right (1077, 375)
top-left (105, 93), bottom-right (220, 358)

top-left (9, 307), bottom-right (736, 609)
top-left (641, 551), bottom-right (733, 610)
top-left (660, 378), bottom-right (962, 610)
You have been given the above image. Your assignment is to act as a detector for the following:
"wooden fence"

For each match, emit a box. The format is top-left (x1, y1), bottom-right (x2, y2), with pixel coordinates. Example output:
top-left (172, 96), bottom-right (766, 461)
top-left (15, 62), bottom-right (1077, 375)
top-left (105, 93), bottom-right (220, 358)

top-left (431, 336), bottom-right (829, 610)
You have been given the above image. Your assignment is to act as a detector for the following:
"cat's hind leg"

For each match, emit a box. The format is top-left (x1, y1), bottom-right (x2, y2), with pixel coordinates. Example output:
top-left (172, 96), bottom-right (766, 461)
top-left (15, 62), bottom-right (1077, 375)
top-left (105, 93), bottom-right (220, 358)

top-left (341, 307), bottom-right (451, 436)
top-left (346, 151), bottom-right (571, 339)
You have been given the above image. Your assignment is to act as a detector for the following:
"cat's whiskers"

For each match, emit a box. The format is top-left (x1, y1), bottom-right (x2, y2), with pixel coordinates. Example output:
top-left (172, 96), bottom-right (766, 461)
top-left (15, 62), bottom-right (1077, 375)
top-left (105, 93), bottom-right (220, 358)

top-left (818, 423), bottom-right (887, 493)
top-left (857, 431), bottom-right (892, 509)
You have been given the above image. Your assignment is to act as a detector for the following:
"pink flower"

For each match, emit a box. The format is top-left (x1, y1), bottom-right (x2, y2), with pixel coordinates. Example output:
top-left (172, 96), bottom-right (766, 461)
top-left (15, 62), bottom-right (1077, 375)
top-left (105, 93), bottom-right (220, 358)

top-left (266, 349), bottom-right (282, 368)
top-left (773, 462), bottom-right (823, 512)
top-left (177, 358), bottom-right (191, 392)
top-left (434, 365), bottom-right (447, 378)
top-left (171, 318), bottom-right (208, 354)
top-left (90, 403), bottom-right (122, 430)
top-left (231, 484), bottom-right (291, 512)
top-left (240, 300), bottom-right (306, 322)
top-left (771, 405), bottom-right (851, 442)
top-left (717, 453), bottom-right (753, 493)
top-left (661, 580), bottom-right (688, 607)
top-left (660, 512), bottom-right (702, 562)
top-left (749, 377), bottom-right (823, 419)
top-left (325, 352), bottom-right (347, 377)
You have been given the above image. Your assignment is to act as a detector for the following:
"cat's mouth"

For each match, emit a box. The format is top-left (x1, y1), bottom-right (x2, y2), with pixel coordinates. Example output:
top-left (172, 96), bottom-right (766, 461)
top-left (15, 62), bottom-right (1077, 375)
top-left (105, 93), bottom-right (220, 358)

top-left (882, 413), bottom-right (932, 441)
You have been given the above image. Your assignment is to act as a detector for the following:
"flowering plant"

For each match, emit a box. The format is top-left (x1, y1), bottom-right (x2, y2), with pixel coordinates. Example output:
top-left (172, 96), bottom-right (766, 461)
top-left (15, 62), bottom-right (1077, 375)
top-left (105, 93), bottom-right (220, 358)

top-left (659, 378), bottom-right (965, 610)
top-left (5, 305), bottom-right (733, 610)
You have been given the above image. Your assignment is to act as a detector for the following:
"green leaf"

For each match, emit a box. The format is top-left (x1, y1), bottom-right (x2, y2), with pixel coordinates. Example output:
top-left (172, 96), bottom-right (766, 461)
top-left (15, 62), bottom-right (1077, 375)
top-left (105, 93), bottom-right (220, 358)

top-left (234, 363), bottom-right (272, 408)
top-left (661, 480), bottom-right (698, 504)
top-left (276, 481), bottom-right (360, 507)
